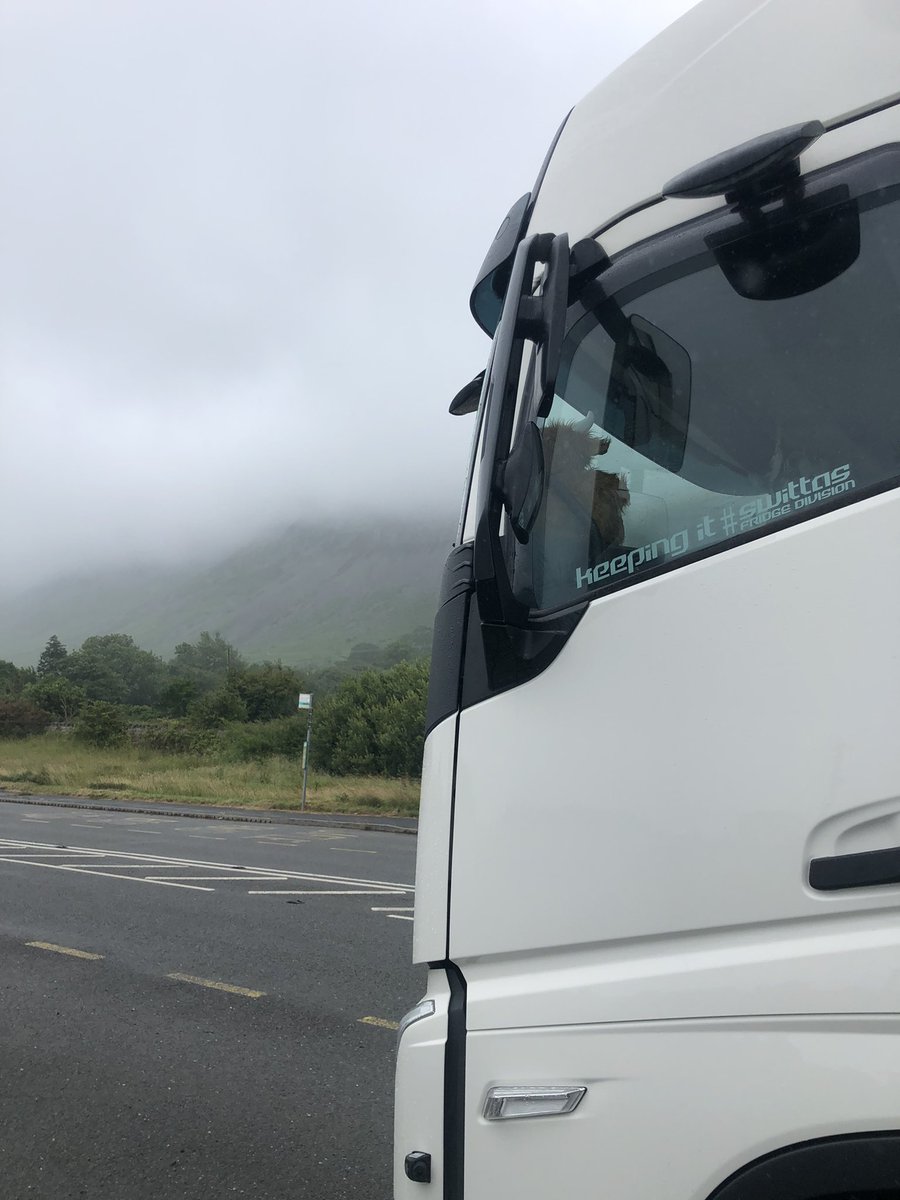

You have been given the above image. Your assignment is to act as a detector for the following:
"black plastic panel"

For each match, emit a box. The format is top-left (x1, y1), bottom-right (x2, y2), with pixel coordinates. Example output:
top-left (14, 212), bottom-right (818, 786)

top-left (708, 1133), bottom-right (900, 1200)
top-left (424, 545), bottom-right (475, 737)
top-left (460, 588), bottom-right (585, 713)
top-left (442, 962), bottom-right (467, 1200)
top-left (809, 846), bottom-right (900, 891)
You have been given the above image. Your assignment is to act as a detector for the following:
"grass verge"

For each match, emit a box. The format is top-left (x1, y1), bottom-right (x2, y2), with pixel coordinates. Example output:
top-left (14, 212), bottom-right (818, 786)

top-left (0, 735), bottom-right (419, 817)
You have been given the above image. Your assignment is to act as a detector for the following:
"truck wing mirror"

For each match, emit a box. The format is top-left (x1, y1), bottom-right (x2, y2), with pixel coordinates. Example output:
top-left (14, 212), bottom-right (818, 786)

top-left (449, 371), bottom-right (485, 416)
top-left (469, 194), bottom-right (532, 336)
top-left (497, 422), bottom-right (544, 543)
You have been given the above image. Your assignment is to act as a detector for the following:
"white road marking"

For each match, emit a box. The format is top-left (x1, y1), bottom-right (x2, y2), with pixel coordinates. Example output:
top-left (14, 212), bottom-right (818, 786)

top-left (371, 906), bottom-right (414, 911)
top-left (0, 837), bottom-right (414, 894)
top-left (188, 835), bottom-right (226, 841)
top-left (71, 823), bottom-right (104, 829)
top-left (0, 859), bottom-right (214, 890)
top-left (248, 889), bottom-right (408, 896)
top-left (331, 848), bottom-right (376, 854)
top-left (146, 875), bottom-right (291, 882)
top-left (387, 914), bottom-right (414, 921)
top-left (26, 862), bottom-right (206, 869)
top-left (20, 817), bottom-right (50, 823)
top-left (0, 851), bottom-right (108, 859)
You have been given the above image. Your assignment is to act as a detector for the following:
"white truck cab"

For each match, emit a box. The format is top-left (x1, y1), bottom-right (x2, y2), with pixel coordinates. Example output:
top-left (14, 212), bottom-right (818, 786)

top-left (396, 3), bottom-right (900, 1197)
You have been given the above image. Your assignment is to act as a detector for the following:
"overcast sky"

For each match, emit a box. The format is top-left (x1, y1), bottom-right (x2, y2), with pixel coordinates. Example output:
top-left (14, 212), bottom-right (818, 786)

top-left (1, 0), bottom-right (697, 592)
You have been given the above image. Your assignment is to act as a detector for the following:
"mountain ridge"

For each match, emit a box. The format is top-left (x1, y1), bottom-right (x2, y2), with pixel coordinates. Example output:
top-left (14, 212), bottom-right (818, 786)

top-left (0, 516), bottom-right (454, 668)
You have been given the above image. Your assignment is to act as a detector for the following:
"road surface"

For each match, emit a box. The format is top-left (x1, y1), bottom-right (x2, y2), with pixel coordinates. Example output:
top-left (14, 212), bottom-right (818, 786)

top-left (0, 798), bottom-right (423, 1199)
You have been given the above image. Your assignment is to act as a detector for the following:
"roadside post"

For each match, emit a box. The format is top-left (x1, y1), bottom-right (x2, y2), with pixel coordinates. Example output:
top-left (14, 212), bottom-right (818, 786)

top-left (298, 692), bottom-right (313, 811)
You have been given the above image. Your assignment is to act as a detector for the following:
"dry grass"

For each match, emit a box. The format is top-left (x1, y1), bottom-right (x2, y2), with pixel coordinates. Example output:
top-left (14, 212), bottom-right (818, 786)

top-left (0, 735), bottom-right (420, 817)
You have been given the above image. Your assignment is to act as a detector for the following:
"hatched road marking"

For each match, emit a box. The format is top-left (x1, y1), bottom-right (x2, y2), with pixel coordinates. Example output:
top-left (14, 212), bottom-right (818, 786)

top-left (167, 972), bottom-right (265, 999)
top-left (26, 941), bottom-right (104, 961)
top-left (358, 1016), bottom-right (400, 1031)
top-left (0, 837), bottom-right (413, 899)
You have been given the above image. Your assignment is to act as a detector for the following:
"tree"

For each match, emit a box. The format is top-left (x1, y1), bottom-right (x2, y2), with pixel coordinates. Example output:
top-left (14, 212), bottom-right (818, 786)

top-left (0, 698), bottom-right (51, 739)
top-left (0, 660), bottom-right (34, 698)
top-left (64, 634), bottom-right (166, 707)
top-left (37, 634), bottom-right (69, 678)
top-left (189, 685), bottom-right (248, 728)
top-left (230, 663), bottom-right (304, 722)
top-left (169, 632), bottom-right (245, 696)
top-left (159, 677), bottom-right (199, 717)
top-left (24, 677), bottom-right (86, 722)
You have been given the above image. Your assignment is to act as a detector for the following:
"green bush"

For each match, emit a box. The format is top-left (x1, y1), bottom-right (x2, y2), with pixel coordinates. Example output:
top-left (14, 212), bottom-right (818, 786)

top-left (230, 663), bottom-right (305, 722)
top-left (130, 718), bottom-right (219, 756)
top-left (220, 716), bottom-right (307, 763)
top-left (74, 701), bottom-right (129, 748)
top-left (23, 677), bottom-right (86, 722)
top-left (0, 698), bottom-right (52, 739)
top-left (313, 659), bottom-right (428, 777)
top-left (189, 686), bottom-right (249, 728)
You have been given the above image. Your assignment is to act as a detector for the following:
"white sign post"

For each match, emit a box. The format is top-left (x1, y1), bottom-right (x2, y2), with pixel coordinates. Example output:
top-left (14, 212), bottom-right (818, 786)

top-left (298, 693), bottom-right (313, 811)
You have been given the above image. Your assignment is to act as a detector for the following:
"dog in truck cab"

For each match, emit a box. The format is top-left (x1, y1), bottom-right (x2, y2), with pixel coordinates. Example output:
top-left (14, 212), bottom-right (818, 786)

top-left (541, 418), bottom-right (630, 550)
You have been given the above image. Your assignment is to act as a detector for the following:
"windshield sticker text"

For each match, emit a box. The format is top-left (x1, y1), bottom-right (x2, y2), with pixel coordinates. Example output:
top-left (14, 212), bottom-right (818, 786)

top-left (574, 463), bottom-right (856, 590)
top-left (735, 463), bottom-right (854, 532)
top-left (575, 530), bottom-right (689, 588)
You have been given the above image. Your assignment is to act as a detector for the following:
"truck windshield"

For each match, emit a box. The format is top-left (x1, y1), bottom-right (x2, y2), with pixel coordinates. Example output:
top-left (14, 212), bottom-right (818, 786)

top-left (511, 168), bottom-right (900, 612)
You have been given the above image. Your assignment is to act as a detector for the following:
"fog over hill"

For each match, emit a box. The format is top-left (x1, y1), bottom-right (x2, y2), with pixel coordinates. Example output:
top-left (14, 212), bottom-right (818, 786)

top-left (0, 516), bottom-right (454, 669)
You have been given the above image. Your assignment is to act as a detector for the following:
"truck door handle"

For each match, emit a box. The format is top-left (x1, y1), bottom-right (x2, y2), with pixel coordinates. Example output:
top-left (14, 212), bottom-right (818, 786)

top-left (809, 846), bottom-right (900, 891)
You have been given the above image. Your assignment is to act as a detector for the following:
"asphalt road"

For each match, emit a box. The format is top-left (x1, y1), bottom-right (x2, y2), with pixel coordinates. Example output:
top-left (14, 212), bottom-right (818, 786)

top-left (0, 798), bottom-right (423, 1199)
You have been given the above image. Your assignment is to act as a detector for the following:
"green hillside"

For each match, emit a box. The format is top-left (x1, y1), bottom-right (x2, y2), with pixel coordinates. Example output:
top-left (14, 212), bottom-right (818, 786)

top-left (0, 517), bottom-right (454, 669)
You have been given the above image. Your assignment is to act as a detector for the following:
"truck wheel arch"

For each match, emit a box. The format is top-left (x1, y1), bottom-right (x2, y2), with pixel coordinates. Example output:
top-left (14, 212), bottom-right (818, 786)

top-left (708, 1133), bottom-right (900, 1200)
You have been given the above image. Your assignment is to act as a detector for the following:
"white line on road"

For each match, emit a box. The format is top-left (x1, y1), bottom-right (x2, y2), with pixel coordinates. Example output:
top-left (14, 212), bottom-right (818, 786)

top-left (248, 889), bottom-right (408, 896)
top-left (19, 862), bottom-right (220, 869)
top-left (0, 858), bottom-right (214, 890)
top-left (146, 875), bottom-right (292, 882)
top-left (188, 835), bottom-right (226, 841)
top-left (0, 851), bottom-right (108, 859)
top-left (371, 906), bottom-right (414, 911)
top-left (387, 914), bottom-right (414, 921)
top-left (19, 817), bottom-right (50, 823)
top-left (0, 837), bottom-right (414, 891)
top-left (331, 848), bottom-right (376, 854)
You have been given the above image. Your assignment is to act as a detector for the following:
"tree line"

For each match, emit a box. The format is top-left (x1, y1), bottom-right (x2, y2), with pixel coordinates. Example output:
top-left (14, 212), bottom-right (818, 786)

top-left (0, 631), bottom-right (430, 778)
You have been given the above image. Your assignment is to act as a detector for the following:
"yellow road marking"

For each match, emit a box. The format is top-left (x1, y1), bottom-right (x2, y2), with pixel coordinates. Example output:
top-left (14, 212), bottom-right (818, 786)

top-left (166, 972), bottom-right (265, 999)
top-left (358, 1015), bottom-right (400, 1030)
top-left (26, 941), bottom-right (103, 961)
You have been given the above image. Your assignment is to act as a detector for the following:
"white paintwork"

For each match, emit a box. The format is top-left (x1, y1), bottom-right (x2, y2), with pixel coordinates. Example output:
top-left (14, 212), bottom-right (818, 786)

top-left (393, 972), bottom-right (450, 1199)
top-left (452, 488), bottom-right (900, 986)
top-left (412, 715), bottom-right (456, 963)
top-left (528, 0), bottom-right (900, 252)
top-left (397, 3), bottom-right (900, 1197)
top-left (465, 1017), bottom-right (900, 1200)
